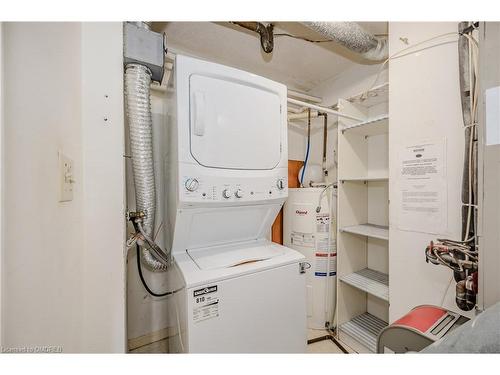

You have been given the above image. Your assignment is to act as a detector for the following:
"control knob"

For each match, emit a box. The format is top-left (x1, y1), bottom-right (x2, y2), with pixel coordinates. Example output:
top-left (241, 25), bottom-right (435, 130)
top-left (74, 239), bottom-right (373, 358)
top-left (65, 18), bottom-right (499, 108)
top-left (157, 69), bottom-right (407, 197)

top-left (222, 189), bottom-right (232, 199)
top-left (235, 189), bottom-right (244, 198)
top-left (276, 178), bottom-right (285, 190)
top-left (185, 178), bottom-right (199, 192)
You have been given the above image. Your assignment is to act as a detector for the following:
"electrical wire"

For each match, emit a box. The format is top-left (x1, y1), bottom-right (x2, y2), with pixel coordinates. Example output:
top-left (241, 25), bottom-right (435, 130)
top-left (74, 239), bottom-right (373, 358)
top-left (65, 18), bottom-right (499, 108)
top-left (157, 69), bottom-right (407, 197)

top-left (462, 29), bottom-right (479, 243)
top-left (363, 32), bottom-right (460, 98)
top-left (275, 30), bottom-right (387, 43)
top-left (274, 32), bottom-right (334, 43)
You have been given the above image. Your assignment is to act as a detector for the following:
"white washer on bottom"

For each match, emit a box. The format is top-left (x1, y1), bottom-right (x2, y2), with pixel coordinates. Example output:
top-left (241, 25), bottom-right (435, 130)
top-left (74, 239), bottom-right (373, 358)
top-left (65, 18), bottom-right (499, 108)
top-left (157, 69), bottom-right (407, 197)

top-left (168, 239), bottom-right (307, 353)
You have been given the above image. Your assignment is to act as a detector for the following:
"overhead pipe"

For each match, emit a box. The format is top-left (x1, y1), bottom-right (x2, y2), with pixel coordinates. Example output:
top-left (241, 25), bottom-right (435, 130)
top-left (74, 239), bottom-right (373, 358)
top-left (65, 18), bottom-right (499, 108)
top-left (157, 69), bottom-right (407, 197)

top-left (287, 97), bottom-right (364, 122)
top-left (288, 110), bottom-right (319, 121)
top-left (231, 22), bottom-right (274, 53)
top-left (302, 22), bottom-right (388, 61)
top-left (288, 89), bottom-right (323, 104)
top-left (288, 105), bottom-right (307, 114)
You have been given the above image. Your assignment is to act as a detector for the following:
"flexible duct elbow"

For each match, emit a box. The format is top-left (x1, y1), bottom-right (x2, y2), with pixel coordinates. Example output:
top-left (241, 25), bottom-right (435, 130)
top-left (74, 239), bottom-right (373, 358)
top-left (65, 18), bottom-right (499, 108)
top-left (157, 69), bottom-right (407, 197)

top-left (302, 22), bottom-right (388, 61)
top-left (125, 63), bottom-right (167, 272)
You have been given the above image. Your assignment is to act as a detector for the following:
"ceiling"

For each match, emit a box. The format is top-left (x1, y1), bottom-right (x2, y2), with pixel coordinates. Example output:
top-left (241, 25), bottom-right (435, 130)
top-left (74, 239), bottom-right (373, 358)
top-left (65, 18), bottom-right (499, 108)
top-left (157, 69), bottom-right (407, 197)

top-left (153, 22), bottom-right (388, 92)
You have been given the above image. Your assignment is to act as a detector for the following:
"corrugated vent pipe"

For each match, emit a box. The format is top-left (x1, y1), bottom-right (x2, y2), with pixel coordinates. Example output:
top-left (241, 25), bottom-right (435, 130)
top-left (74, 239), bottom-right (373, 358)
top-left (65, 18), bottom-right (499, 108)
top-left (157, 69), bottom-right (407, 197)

top-left (302, 22), bottom-right (388, 61)
top-left (125, 22), bottom-right (167, 272)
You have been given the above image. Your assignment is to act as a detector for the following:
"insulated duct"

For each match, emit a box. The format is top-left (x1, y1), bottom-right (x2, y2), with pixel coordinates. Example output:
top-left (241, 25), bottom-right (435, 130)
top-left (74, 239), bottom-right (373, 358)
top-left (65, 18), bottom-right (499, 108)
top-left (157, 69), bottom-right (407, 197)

top-left (302, 22), bottom-right (388, 61)
top-left (125, 63), bottom-right (167, 272)
top-left (124, 21), bottom-right (169, 272)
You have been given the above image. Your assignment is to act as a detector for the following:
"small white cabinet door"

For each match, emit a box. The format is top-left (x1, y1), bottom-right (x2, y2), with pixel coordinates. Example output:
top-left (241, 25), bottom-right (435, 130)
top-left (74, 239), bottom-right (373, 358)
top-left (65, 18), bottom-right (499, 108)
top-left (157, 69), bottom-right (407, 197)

top-left (189, 74), bottom-right (282, 170)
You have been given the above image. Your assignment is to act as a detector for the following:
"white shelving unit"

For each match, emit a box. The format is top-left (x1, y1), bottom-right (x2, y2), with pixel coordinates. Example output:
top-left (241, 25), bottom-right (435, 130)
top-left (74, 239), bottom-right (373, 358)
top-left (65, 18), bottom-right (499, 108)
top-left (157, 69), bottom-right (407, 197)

top-left (335, 83), bottom-right (390, 353)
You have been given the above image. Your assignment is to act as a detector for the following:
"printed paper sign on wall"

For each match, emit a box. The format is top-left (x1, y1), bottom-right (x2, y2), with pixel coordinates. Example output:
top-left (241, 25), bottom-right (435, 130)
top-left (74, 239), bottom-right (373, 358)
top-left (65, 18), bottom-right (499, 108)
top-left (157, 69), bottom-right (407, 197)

top-left (397, 139), bottom-right (447, 234)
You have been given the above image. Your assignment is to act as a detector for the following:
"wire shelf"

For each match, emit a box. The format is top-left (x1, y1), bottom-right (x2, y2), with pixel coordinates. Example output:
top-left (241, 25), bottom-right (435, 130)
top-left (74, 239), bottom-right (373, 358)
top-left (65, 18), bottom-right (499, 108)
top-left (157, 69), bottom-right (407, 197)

top-left (340, 268), bottom-right (389, 301)
top-left (339, 312), bottom-right (388, 353)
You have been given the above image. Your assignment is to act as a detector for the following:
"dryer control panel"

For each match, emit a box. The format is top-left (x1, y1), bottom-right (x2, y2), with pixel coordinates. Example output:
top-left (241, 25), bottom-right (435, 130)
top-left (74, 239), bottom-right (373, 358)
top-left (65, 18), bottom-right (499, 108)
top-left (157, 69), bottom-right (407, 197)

top-left (178, 165), bottom-right (287, 205)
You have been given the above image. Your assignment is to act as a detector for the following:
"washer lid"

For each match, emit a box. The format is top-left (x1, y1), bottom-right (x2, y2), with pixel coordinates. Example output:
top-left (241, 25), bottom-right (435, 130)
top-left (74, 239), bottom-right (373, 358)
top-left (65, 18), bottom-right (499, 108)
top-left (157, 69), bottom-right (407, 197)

top-left (187, 240), bottom-right (287, 270)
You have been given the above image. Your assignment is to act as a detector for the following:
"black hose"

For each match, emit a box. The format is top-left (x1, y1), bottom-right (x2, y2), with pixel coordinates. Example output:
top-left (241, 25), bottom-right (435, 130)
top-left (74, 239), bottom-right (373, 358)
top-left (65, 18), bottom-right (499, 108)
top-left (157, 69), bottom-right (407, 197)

top-left (136, 245), bottom-right (176, 297)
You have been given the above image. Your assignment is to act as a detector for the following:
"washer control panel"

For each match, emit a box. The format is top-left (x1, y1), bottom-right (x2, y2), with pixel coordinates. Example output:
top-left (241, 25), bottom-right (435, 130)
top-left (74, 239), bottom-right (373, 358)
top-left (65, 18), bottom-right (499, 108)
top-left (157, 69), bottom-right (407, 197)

top-left (180, 173), bottom-right (287, 203)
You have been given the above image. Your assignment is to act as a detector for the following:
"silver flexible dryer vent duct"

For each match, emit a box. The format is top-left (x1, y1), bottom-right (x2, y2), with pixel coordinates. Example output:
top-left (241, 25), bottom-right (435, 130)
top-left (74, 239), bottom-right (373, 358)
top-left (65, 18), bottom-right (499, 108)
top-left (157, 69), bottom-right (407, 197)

top-left (302, 22), bottom-right (388, 61)
top-left (125, 63), bottom-right (167, 272)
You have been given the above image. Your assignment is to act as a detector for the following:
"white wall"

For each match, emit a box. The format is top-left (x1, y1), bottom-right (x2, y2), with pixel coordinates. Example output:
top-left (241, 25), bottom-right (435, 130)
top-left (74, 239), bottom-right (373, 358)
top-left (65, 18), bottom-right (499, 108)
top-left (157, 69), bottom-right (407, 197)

top-left (478, 22), bottom-right (500, 310)
top-left (0, 22), bottom-right (4, 347)
top-left (80, 23), bottom-right (126, 352)
top-left (388, 22), bottom-right (474, 321)
top-left (2, 22), bottom-right (85, 352)
top-left (1, 22), bottom-right (126, 352)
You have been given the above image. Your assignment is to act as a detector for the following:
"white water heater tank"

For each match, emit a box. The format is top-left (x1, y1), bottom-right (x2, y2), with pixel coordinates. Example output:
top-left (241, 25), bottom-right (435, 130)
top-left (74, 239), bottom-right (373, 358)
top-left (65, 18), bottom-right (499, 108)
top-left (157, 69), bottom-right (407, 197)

top-left (284, 187), bottom-right (337, 330)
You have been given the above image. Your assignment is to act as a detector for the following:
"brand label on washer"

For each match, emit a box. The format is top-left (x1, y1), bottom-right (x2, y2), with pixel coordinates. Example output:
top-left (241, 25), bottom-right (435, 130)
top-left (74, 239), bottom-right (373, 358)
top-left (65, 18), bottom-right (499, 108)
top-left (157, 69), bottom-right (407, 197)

top-left (193, 285), bottom-right (217, 297)
top-left (193, 285), bottom-right (220, 324)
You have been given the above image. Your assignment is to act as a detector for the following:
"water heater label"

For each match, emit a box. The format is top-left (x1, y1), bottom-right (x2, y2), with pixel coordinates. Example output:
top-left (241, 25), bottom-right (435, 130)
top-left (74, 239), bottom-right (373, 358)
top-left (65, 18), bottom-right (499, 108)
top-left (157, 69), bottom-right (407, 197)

top-left (314, 252), bottom-right (337, 277)
top-left (290, 232), bottom-right (314, 247)
top-left (315, 213), bottom-right (330, 233)
top-left (316, 234), bottom-right (336, 253)
top-left (193, 285), bottom-right (220, 324)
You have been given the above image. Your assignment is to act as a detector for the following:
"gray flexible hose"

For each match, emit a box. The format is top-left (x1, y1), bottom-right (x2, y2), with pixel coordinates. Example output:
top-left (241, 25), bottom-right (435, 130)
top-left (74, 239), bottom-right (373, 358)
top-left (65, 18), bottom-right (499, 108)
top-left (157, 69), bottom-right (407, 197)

top-left (125, 63), bottom-right (167, 272)
top-left (302, 22), bottom-right (388, 61)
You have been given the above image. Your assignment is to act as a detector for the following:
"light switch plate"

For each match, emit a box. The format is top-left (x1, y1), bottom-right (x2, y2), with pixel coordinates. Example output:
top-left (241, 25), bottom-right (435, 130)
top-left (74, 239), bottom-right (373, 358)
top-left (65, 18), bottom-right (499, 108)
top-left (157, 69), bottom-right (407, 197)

top-left (59, 151), bottom-right (74, 202)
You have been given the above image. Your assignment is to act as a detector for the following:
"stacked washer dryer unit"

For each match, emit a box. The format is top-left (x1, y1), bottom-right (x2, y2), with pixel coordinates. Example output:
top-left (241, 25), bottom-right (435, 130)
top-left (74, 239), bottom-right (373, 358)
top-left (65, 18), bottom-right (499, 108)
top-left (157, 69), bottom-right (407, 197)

top-left (166, 55), bottom-right (307, 353)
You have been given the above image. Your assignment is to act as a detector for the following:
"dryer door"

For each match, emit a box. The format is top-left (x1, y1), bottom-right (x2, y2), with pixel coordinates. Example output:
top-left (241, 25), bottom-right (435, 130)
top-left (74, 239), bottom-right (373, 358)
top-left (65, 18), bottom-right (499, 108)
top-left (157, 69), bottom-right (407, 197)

top-left (189, 74), bottom-right (282, 170)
